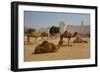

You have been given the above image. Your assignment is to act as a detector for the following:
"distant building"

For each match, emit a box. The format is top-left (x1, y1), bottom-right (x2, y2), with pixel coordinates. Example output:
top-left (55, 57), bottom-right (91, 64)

top-left (67, 25), bottom-right (90, 37)
top-left (37, 27), bottom-right (50, 33)
top-left (59, 21), bottom-right (90, 37)
top-left (59, 21), bottom-right (68, 34)
top-left (26, 21), bottom-right (90, 37)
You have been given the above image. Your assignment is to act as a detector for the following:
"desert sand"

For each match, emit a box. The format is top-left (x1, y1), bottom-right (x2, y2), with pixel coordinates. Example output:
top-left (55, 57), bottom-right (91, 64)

top-left (24, 37), bottom-right (90, 62)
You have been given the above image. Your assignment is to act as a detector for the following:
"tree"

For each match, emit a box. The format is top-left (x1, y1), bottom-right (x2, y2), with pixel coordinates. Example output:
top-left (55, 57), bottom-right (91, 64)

top-left (49, 26), bottom-right (59, 33)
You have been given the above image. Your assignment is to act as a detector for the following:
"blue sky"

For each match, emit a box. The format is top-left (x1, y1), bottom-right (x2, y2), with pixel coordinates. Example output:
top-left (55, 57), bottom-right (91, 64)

top-left (24, 11), bottom-right (90, 29)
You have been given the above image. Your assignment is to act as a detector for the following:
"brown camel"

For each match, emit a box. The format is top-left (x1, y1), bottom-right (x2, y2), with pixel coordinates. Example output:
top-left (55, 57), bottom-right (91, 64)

top-left (73, 36), bottom-right (88, 43)
top-left (49, 33), bottom-right (57, 39)
top-left (33, 41), bottom-right (60, 54)
top-left (41, 32), bottom-right (49, 40)
top-left (60, 31), bottom-right (78, 46)
top-left (58, 39), bottom-right (65, 46)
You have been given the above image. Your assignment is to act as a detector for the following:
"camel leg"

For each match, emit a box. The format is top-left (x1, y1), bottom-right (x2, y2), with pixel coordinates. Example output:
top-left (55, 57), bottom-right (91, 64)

top-left (50, 35), bottom-right (52, 39)
top-left (41, 36), bottom-right (43, 40)
top-left (67, 38), bottom-right (72, 46)
top-left (35, 37), bottom-right (37, 42)
top-left (67, 38), bottom-right (70, 46)
top-left (47, 35), bottom-right (49, 40)
top-left (27, 36), bottom-right (30, 43)
top-left (41, 36), bottom-right (45, 40)
top-left (42, 37), bottom-right (45, 40)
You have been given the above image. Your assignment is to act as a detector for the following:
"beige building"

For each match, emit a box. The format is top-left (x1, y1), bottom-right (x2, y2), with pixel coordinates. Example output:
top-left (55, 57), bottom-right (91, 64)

top-left (67, 25), bottom-right (90, 37)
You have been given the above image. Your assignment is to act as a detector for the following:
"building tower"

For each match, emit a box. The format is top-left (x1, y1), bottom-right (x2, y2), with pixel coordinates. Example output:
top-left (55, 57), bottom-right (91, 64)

top-left (59, 21), bottom-right (68, 35)
top-left (81, 21), bottom-right (84, 26)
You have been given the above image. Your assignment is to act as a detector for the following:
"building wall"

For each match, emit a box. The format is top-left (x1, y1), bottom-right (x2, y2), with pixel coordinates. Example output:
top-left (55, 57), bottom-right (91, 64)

top-left (67, 25), bottom-right (90, 37)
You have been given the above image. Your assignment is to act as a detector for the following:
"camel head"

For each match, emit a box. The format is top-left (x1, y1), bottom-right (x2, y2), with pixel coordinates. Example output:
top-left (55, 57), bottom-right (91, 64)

top-left (72, 32), bottom-right (78, 37)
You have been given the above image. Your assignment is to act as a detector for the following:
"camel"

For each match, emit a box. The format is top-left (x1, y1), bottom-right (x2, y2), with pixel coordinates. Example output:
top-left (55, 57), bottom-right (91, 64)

top-left (25, 32), bottom-right (41, 43)
top-left (73, 36), bottom-right (88, 43)
top-left (41, 32), bottom-right (49, 40)
top-left (60, 31), bottom-right (78, 46)
top-left (58, 38), bottom-right (66, 47)
top-left (32, 41), bottom-right (60, 54)
top-left (25, 32), bottom-right (49, 43)
top-left (49, 33), bottom-right (57, 39)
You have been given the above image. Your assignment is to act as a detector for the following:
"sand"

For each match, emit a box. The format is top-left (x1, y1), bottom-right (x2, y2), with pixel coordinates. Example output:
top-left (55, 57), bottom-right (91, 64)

top-left (24, 37), bottom-right (90, 62)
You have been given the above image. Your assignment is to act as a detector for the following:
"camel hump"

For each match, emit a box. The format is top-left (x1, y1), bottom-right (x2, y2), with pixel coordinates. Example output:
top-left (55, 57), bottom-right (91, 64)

top-left (41, 41), bottom-right (48, 45)
top-left (47, 42), bottom-right (58, 52)
top-left (64, 31), bottom-right (68, 33)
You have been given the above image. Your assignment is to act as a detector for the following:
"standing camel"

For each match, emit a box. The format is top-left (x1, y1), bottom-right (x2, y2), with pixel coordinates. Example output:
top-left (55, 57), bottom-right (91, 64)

top-left (41, 32), bottom-right (49, 40)
top-left (60, 31), bottom-right (78, 46)
top-left (25, 32), bottom-right (49, 43)
top-left (25, 32), bottom-right (41, 43)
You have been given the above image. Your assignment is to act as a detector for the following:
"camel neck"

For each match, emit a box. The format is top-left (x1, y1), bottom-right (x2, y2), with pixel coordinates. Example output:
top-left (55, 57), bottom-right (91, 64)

top-left (72, 33), bottom-right (77, 37)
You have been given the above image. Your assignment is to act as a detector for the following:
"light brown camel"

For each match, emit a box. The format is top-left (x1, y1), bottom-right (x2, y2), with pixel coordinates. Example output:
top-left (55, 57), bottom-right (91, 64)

top-left (49, 33), bottom-right (57, 39)
top-left (41, 32), bottom-right (49, 40)
top-left (25, 32), bottom-right (49, 43)
top-left (73, 36), bottom-right (88, 43)
top-left (60, 31), bottom-right (78, 46)
top-left (32, 41), bottom-right (60, 54)
top-left (25, 32), bottom-right (41, 43)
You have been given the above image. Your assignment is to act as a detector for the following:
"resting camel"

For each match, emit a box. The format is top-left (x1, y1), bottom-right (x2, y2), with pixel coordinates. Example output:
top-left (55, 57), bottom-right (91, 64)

top-left (25, 32), bottom-right (49, 43)
top-left (58, 38), bottom-right (66, 46)
top-left (32, 41), bottom-right (60, 54)
top-left (73, 36), bottom-right (88, 43)
top-left (60, 31), bottom-right (78, 46)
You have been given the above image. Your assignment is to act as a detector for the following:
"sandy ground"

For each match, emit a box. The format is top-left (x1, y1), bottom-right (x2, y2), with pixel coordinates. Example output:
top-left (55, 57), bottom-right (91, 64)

top-left (24, 37), bottom-right (90, 62)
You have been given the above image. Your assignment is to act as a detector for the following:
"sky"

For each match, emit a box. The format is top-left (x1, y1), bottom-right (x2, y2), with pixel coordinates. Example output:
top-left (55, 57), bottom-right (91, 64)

top-left (24, 11), bottom-right (90, 29)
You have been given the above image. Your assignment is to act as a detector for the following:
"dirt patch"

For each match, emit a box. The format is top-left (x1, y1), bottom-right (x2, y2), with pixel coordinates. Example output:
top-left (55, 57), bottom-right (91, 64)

top-left (24, 37), bottom-right (90, 62)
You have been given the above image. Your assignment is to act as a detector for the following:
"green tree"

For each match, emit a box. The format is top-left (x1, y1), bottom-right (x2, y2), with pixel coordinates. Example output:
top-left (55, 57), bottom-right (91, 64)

top-left (49, 26), bottom-right (59, 33)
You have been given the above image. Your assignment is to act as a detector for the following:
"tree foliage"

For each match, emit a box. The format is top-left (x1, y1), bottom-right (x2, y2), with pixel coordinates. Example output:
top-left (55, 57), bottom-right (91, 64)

top-left (49, 26), bottom-right (59, 33)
